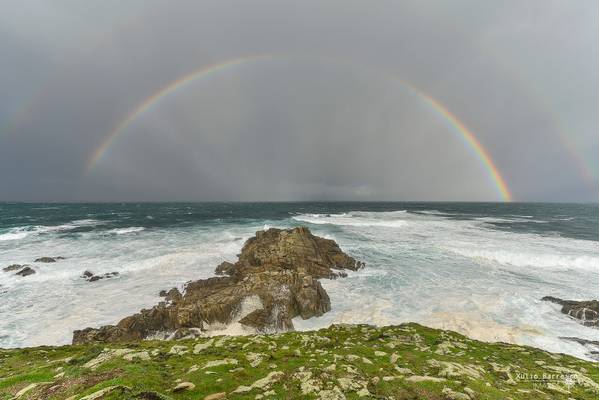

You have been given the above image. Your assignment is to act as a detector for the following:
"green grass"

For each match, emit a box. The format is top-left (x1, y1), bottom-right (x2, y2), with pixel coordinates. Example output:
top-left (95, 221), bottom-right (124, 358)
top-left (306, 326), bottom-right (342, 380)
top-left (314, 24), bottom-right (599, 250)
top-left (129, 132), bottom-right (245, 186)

top-left (1, 323), bottom-right (598, 399)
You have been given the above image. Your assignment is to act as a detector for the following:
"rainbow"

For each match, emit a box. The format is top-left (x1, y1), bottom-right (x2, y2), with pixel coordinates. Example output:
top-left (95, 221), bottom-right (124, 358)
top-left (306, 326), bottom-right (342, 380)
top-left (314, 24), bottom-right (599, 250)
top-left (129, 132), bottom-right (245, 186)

top-left (86, 54), bottom-right (274, 170)
top-left (395, 81), bottom-right (513, 202)
top-left (86, 55), bottom-right (513, 201)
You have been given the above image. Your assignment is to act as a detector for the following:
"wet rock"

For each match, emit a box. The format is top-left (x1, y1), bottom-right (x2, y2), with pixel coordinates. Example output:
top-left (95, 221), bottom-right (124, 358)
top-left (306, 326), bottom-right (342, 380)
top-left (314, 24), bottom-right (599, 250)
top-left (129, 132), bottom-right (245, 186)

top-left (73, 227), bottom-right (362, 344)
top-left (15, 266), bottom-right (36, 276)
top-left (35, 256), bottom-right (64, 263)
top-left (542, 296), bottom-right (599, 327)
top-left (215, 261), bottom-right (237, 276)
top-left (3, 264), bottom-right (26, 272)
top-left (82, 270), bottom-right (120, 282)
top-left (560, 337), bottom-right (599, 361)
top-left (82, 270), bottom-right (94, 278)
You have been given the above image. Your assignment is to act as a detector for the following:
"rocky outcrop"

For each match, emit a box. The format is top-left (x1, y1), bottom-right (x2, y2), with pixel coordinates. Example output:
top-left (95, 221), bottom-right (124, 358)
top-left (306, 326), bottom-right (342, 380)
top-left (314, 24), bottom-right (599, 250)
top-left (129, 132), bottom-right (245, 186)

top-left (542, 296), bottom-right (599, 327)
top-left (3, 264), bottom-right (27, 272)
top-left (34, 256), bottom-right (65, 263)
top-left (15, 266), bottom-right (36, 277)
top-left (72, 227), bottom-right (363, 344)
top-left (82, 270), bottom-right (119, 282)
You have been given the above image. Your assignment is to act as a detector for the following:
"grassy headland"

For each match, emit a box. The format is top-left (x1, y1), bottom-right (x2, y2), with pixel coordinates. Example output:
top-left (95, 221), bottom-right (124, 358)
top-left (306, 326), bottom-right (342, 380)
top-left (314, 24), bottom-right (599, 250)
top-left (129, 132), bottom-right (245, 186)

top-left (1, 323), bottom-right (598, 399)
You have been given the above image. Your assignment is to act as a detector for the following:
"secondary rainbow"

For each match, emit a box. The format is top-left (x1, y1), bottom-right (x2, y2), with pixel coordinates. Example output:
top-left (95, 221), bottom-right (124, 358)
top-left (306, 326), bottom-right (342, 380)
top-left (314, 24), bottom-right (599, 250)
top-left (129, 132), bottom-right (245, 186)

top-left (86, 54), bottom-right (273, 171)
top-left (87, 55), bottom-right (513, 201)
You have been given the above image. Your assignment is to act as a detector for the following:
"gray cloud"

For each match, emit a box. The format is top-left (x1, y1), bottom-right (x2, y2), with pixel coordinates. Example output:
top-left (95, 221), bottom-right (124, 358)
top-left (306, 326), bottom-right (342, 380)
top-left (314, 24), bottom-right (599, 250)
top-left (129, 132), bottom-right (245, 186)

top-left (1, 0), bottom-right (598, 201)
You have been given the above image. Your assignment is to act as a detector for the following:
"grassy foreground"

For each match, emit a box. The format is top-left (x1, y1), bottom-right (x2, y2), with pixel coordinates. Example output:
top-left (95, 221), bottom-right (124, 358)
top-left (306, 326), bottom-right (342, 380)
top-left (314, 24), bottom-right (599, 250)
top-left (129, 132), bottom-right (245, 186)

top-left (1, 323), bottom-right (598, 400)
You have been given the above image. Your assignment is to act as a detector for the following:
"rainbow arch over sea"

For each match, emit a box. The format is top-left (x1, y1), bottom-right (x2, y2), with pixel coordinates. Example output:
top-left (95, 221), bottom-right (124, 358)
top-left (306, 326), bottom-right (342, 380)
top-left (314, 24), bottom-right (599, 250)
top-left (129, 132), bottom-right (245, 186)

top-left (86, 54), bottom-right (513, 202)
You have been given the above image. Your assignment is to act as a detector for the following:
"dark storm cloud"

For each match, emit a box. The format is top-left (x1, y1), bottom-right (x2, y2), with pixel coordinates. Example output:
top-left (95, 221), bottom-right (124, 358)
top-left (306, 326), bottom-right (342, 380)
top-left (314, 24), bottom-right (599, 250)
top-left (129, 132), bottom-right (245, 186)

top-left (1, 0), bottom-right (598, 201)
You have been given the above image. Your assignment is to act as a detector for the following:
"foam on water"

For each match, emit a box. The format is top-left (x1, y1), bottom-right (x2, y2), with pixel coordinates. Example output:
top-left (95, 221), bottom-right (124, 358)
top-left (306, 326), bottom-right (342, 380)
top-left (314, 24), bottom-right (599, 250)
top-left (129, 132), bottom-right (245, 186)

top-left (0, 219), bottom-right (105, 241)
top-left (291, 210), bottom-right (599, 360)
top-left (1, 204), bottom-right (598, 360)
top-left (106, 227), bottom-right (145, 235)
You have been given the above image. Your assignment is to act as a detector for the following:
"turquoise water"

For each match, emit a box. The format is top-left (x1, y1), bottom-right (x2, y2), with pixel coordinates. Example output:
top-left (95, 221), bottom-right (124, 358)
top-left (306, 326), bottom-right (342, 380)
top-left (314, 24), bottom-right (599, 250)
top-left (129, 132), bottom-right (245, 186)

top-left (1, 202), bottom-right (598, 358)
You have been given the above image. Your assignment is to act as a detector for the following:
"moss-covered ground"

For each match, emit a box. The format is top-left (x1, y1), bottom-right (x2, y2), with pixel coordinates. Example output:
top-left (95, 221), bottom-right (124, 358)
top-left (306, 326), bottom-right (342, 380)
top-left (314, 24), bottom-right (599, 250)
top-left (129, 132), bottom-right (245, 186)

top-left (1, 323), bottom-right (598, 399)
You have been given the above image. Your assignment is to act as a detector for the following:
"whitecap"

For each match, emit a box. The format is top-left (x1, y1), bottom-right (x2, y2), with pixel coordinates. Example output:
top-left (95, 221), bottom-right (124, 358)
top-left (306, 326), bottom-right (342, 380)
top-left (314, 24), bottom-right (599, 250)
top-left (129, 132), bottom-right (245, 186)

top-left (107, 227), bottom-right (145, 235)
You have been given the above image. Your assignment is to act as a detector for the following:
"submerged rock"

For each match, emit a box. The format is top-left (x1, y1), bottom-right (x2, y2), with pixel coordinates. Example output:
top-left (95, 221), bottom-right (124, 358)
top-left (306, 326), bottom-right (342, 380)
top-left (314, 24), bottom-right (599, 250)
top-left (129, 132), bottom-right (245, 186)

top-left (542, 296), bottom-right (599, 327)
top-left (72, 227), bottom-right (363, 344)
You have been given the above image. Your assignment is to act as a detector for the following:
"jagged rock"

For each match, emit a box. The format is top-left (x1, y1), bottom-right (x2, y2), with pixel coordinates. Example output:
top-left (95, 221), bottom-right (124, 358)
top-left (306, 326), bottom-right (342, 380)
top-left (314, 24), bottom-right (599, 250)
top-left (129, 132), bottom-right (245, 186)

top-left (3, 264), bottom-right (26, 272)
top-left (35, 256), bottom-right (65, 263)
top-left (15, 266), bottom-right (36, 276)
top-left (72, 227), bottom-right (362, 344)
top-left (542, 296), bottom-right (599, 327)
top-left (215, 261), bottom-right (237, 276)
top-left (82, 270), bottom-right (119, 282)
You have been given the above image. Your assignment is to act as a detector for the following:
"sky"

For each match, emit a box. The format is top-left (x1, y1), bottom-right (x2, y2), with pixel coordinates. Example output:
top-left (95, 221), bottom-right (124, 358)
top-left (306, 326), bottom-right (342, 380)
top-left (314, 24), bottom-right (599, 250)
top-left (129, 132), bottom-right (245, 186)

top-left (1, 0), bottom-right (598, 202)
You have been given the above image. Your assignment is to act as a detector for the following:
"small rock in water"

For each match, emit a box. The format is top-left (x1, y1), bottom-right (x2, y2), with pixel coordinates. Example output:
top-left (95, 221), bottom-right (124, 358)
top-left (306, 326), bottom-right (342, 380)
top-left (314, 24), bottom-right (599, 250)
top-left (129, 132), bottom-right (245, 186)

top-left (542, 296), bottom-right (599, 327)
top-left (3, 264), bottom-right (26, 272)
top-left (82, 270), bottom-right (119, 282)
top-left (35, 256), bottom-right (64, 263)
top-left (15, 267), bottom-right (36, 277)
top-left (82, 270), bottom-right (94, 278)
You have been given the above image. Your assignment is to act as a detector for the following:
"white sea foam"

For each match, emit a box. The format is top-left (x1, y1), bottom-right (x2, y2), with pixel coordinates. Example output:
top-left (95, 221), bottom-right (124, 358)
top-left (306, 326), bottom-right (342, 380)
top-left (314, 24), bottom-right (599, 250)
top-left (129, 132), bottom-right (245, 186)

top-left (0, 219), bottom-right (106, 241)
top-left (446, 247), bottom-right (599, 271)
top-left (107, 227), bottom-right (145, 235)
top-left (293, 212), bottom-right (408, 228)
top-left (2, 209), bottom-right (599, 361)
top-left (0, 230), bottom-right (29, 241)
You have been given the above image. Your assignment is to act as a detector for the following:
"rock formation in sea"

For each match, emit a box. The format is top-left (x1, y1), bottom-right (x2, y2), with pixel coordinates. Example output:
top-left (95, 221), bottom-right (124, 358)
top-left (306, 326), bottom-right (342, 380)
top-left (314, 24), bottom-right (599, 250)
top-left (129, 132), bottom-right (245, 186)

top-left (72, 227), bottom-right (364, 344)
top-left (2, 264), bottom-right (36, 276)
top-left (542, 296), bottom-right (599, 327)
top-left (34, 256), bottom-right (65, 263)
top-left (81, 270), bottom-right (120, 282)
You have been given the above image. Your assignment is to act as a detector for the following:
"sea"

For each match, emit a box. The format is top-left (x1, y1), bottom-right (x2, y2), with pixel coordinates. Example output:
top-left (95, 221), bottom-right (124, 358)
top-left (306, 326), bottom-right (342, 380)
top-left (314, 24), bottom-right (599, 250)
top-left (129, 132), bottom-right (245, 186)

top-left (1, 202), bottom-right (598, 359)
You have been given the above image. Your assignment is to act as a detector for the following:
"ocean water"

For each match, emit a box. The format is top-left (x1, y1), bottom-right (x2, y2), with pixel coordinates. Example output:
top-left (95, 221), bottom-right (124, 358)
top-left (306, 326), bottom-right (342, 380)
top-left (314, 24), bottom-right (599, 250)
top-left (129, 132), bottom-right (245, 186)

top-left (1, 202), bottom-right (599, 359)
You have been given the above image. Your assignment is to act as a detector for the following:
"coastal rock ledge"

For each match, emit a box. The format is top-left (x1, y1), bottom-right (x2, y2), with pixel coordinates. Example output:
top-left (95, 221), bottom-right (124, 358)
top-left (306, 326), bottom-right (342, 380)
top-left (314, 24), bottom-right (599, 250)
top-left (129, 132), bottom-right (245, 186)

top-left (73, 227), bottom-right (363, 344)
